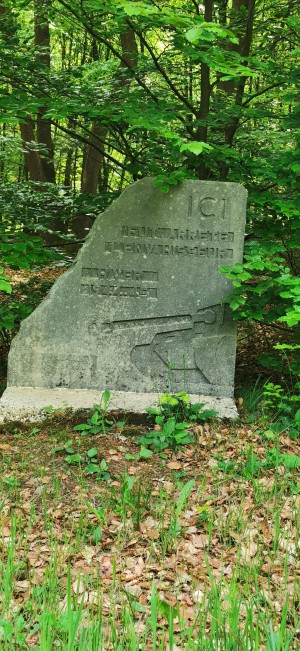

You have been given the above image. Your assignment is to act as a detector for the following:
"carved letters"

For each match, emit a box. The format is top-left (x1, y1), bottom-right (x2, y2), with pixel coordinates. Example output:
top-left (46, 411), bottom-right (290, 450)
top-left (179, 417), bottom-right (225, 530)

top-left (188, 195), bottom-right (226, 219)
top-left (81, 267), bottom-right (158, 298)
top-left (105, 220), bottom-right (235, 260)
top-left (82, 195), bottom-right (235, 300)
top-left (105, 241), bottom-right (233, 259)
top-left (121, 226), bottom-right (233, 242)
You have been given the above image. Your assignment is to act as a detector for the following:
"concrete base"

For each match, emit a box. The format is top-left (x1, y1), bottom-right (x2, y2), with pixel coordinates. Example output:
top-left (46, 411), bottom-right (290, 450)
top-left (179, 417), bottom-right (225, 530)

top-left (0, 387), bottom-right (238, 422)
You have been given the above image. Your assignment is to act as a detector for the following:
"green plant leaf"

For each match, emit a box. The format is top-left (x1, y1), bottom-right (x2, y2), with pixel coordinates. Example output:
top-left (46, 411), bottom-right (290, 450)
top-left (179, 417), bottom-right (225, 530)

top-left (117, 0), bottom-right (159, 16)
top-left (64, 454), bottom-right (83, 464)
top-left (85, 463), bottom-right (101, 473)
top-left (138, 447), bottom-right (153, 459)
top-left (93, 526), bottom-right (103, 543)
top-left (65, 446), bottom-right (75, 454)
top-left (279, 454), bottom-right (300, 469)
top-left (163, 418), bottom-right (176, 437)
top-left (180, 141), bottom-right (212, 155)
top-left (87, 447), bottom-right (98, 458)
top-left (101, 389), bottom-right (111, 409)
top-left (0, 279), bottom-right (12, 294)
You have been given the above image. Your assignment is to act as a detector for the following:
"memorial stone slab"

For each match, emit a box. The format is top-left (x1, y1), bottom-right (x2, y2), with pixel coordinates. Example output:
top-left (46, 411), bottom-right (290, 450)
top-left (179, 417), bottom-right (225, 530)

top-left (0, 178), bottom-right (247, 421)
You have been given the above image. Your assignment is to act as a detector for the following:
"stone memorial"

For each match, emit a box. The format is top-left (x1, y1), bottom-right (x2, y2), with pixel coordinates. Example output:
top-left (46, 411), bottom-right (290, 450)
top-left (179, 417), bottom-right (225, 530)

top-left (0, 178), bottom-right (247, 420)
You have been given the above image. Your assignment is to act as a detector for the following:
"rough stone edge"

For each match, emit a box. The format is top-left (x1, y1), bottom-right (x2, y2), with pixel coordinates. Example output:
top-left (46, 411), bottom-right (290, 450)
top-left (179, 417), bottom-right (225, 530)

top-left (0, 387), bottom-right (238, 422)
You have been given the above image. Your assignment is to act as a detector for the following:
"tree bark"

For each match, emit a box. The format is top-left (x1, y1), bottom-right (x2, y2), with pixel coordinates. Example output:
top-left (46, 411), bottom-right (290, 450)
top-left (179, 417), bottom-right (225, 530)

top-left (34, 0), bottom-right (56, 183)
top-left (80, 29), bottom-right (138, 197)
top-left (195, 0), bottom-right (213, 179)
top-left (119, 28), bottom-right (138, 73)
top-left (80, 122), bottom-right (107, 195)
top-left (219, 0), bottom-right (256, 179)
top-left (0, 0), bottom-right (51, 184)
top-left (80, 38), bottom-right (106, 197)
top-left (19, 118), bottom-right (47, 183)
top-left (64, 146), bottom-right (73, 187)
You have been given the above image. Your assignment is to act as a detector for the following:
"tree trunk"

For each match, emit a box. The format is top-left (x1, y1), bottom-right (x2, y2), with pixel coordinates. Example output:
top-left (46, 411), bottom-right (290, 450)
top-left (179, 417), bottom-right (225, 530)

top-left (80, 122), bottom-right (107, 195)
top-left (64, 146), bottom-right (73, 186)
top-left (74, 29), bottom-right (138, 238)
top-left (0, 0), bottom-right (51, 184)
top-left (195, 0), bottom-right (213, 179)
top-left (80, 28), bottom-right (138, 197)
top-left (119, 28), bottom-right (138, 72)
top-left (219, 0), bottom-right (256, 179)
top-left (19, 118), bottom-right (47, 183)
top-left (79, 38), bottom-right (106, 198)
top-left (34, 0), bottom-right (56, 183)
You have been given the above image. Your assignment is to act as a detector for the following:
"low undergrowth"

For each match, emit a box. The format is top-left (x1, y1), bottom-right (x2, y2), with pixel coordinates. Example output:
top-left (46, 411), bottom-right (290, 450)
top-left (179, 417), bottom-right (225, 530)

top-left (0, 405), bottom-right (299, 650)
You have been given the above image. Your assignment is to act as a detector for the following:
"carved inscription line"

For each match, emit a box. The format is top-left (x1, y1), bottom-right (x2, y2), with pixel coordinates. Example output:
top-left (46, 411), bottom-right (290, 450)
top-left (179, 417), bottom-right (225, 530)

top-left (81, 284), bottom-right (157, 298)
top-left (80, 267), bottom-right (158, 299)
top-left (81, 267), bottom-right (158, 282)
top-left (105, 242), bottom-right (234, 259)
top-left (122, 228), bottom-right (234, 242)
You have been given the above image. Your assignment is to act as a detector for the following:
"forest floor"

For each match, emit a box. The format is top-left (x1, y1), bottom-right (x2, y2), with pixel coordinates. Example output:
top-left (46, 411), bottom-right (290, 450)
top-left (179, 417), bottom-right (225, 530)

top-left (0, 408), bottom-right (299, 650)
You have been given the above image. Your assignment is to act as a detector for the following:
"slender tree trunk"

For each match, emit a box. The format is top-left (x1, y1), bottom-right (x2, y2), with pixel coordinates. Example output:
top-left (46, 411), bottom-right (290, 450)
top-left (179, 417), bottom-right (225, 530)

top-left (80, 28), bottom-right (138, 196)
top-left (0, 0), bottom-right (51, 184)
top-left (34, 0), bottom-right (56, 183)
top-left (19, 118), bottom-right (47, 183)
top-left (219, 0), bottom-right (256, 179)
top-left (74, 29), bottom-right (138, 238)
top-left (80, 122), bottom-right (107, 195)
top-left (195, 0), bottom-right (213, 179)
top-left (64, 147), bottom-right (73, 186)
top-left (79, 38), bottom-right (106, 198)
top-left (99, 158), bottom-right (109, 193)
top-left (0, 123), bottom-right (5, 183)
top-left (72, 122), bottom-right (106, 238)
top-left (119, 28), bottom-right (138, 72)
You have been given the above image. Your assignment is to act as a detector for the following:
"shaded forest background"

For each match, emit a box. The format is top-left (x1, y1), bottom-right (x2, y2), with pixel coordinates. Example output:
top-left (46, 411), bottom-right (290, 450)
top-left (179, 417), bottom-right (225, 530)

top-left (0, 0), bottom-right (299, 394)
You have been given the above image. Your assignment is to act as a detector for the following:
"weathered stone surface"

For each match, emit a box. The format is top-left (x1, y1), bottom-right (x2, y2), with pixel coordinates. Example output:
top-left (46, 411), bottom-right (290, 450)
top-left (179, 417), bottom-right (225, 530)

top-left (0, 388), bottom-right (238, 422)
top-left (2, 178), bottom-right (246, 417)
